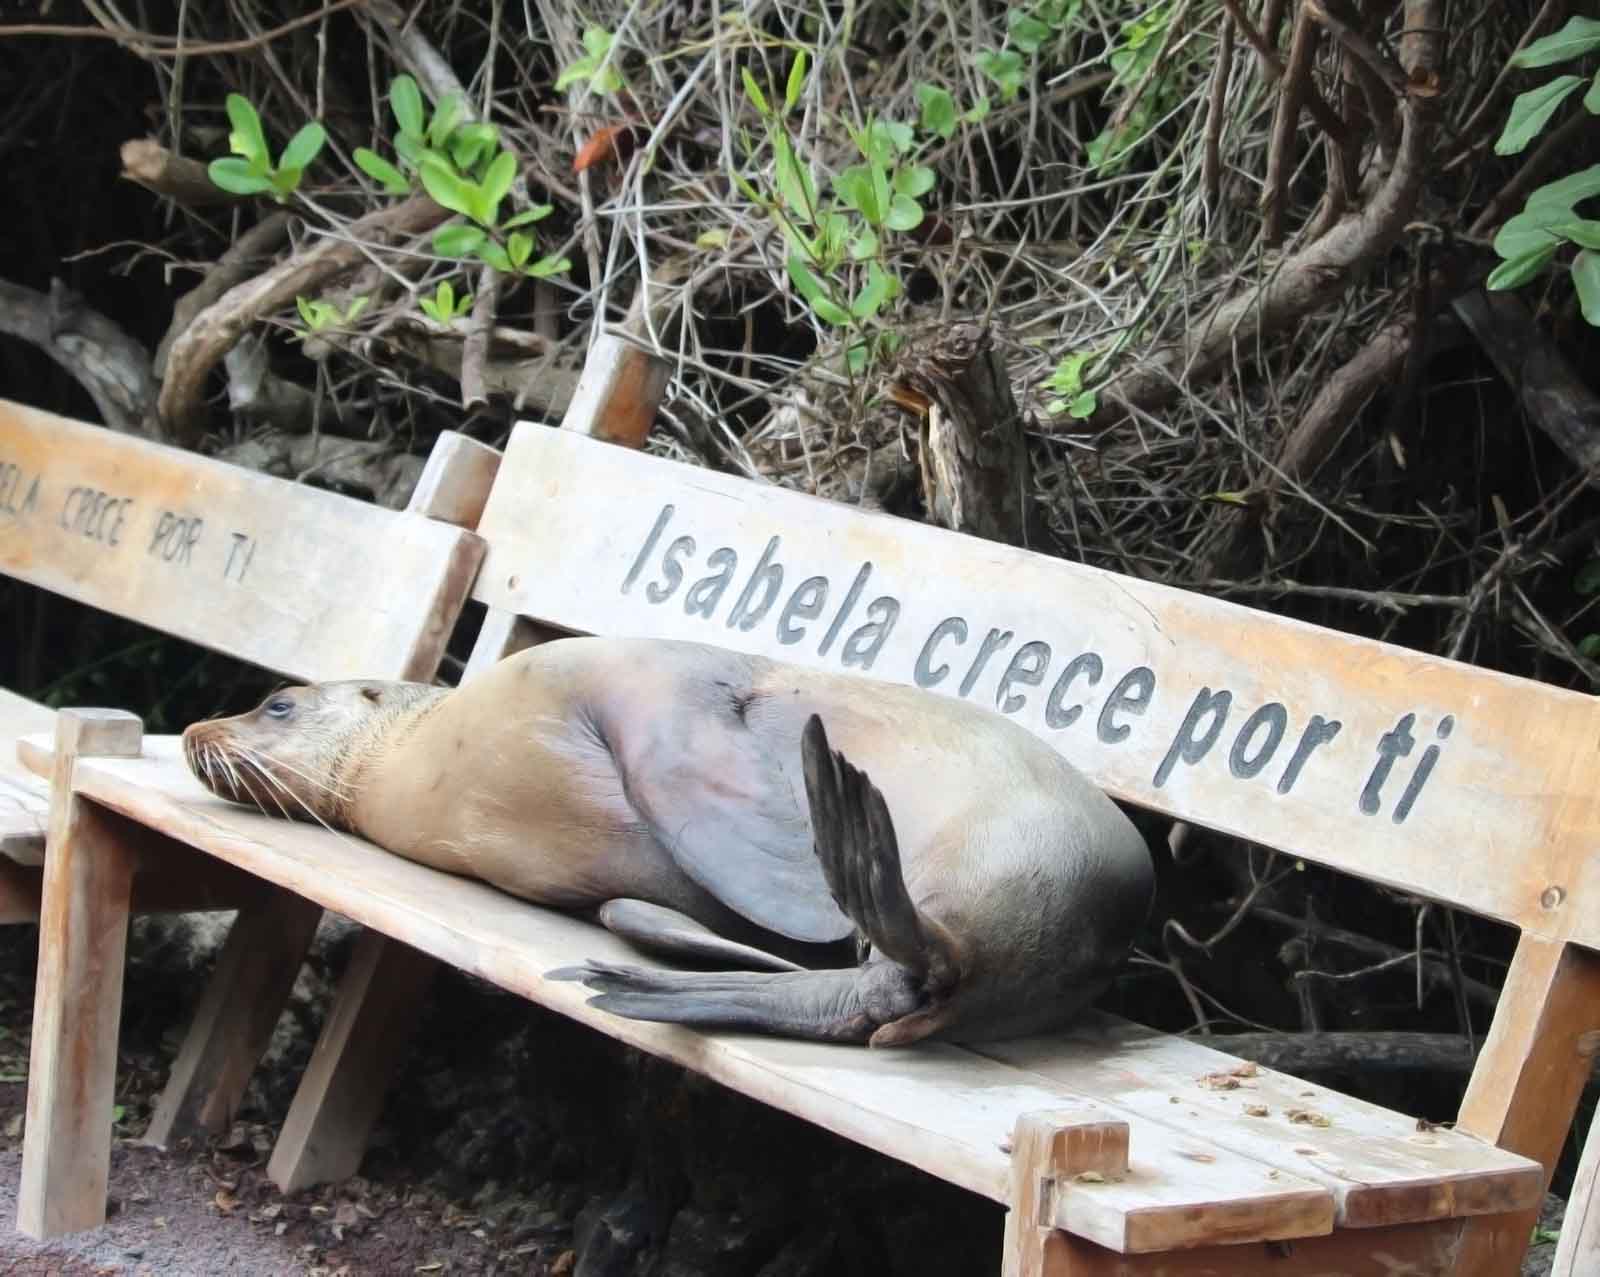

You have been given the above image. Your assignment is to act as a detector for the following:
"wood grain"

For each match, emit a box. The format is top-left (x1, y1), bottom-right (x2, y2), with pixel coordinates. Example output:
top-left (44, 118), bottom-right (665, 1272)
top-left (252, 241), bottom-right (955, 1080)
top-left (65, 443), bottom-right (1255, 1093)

top-left (471, 427), bottom-right (1600, 948)
top-left (39, 734), bottom-right (1343, 1251)
top-left (0, 397), bottom-right (485, 686)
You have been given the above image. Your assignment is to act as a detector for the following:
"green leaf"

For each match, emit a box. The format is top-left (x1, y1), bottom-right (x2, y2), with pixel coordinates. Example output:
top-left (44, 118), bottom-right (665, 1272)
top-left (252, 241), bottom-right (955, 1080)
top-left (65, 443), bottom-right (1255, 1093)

top-left (1552, 220), bottom-right (1600, 250)
top-left (525, 254), bottom-right (571, 278)
top-left (480, 149), bottom-right (518, 222)
top-left (1575, 559), bottom-right (1600, 595)
top-left (508, 231), bottom-right (533, 268)
top-left (225, 93), bottom-right (269, 166)
top-left (1573, 250), bottom-right (1600, 326)
top-left (1588, 68), bottom-right (1600, 115)
top-left (391, 74), bottom-right (425, 140)
top-left (1509, 16), bottom-right (1600, 68)
top-left (582, 24), bottom-right (614, 59)
top-left (436, 280), bottom-right (455, 314)
top-left (501, 204), bottom-right (552, 230)
top-left (428, 93), bottom-right (464, 150)
top-left (884, 192), bottom-right (924, 231)
top-left (418, 155), bottom-right (477, 221)
top-left (773, 132), bottom-right (817, 221)
top-left (850, 262), bottom-right (899, 319)
top-left (450, 123), bottom-right (499, 174)
top-left (785, 49), bottom-right (808, 113)
top-left (278, 121), bottom-right (326, 174)
top-left (965, 96), bottom-right (992, 124)
top-left (1485, 241), bottom-right (1557, 290)
top-left (296, 295), bottom-right (318, 327)
top-left (916, 84), bottom-right (958, 139)
top-left (1527, 165), bottom-right (1600, 211)
top-left (354, 147), bottom-right (411, 195)
top-left (741, 66), bottom-right (770, 116)
top-left (1497, 205), bottom-right (1579, 258)
top-left (811, 294), bottom-right (852, 326)
top-left (419, 296), bottom-right (443, 321)
top-left (895, 165), bottom-right (936, 198)
top-left (1495, 77), bottom-right (1585, 155)
top-left (555, 56), bottom-right (595, 92)
top-left (785, 251), bottom-right (828, 306)
top-left (433, 223), bottom-right (488, 258)
top-left (847, 229), bottom-right (879, 261)
top-left (207, 157), bottom-right (273, 195)
top-left (1579, 633), bottom-right (1600, 659)
top-left (835, 165), bottom-right (881, 223)
top-left (345, 295), bottom-right (371, 323)
top-left (1009, 12), bottom-right (1052, 54)
top-left (846, 341), bottom-right (870, 375)
top-left (1068, 391), bottom-right (1098, 419)
top-left (475, 240), bottom-right (514, 272)
top-left (868, 120), bottom-right (914, 159)
top-left (394, 131), bottom-right (427, 168)
top-left (976, 49), bottom-right (1025, 101)
top-left (455, 291), bottom-right (474, 315)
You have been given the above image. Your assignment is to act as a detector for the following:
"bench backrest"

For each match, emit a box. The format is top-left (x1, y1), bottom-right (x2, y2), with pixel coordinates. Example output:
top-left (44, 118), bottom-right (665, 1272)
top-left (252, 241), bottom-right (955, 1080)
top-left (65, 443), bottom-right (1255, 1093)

top-left (471, 422), bottom-right (1600, 951)
top-left (0, 398), bottom-right (489, 686)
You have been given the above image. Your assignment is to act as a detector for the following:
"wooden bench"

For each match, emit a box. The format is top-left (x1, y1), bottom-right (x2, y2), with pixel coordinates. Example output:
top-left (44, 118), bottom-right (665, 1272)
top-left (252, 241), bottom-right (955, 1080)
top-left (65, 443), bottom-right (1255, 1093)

top-left (18, 393), bottom-right (1600, 1273)
top-left (0, 394), bottom-right (495, 1211)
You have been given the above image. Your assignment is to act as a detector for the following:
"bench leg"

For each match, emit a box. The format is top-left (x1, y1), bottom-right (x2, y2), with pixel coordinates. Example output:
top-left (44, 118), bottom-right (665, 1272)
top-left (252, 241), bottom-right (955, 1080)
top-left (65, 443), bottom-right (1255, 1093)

top-left (143, 887), bottom-right (323, 1149)
top-left (17, 709), bottom-right (142, 1239)
top-left (267, 929), bottom-right (437, 1192)
top-left (1454, 933), bottom-right (1600, 1276)
top-left (1552, 1102), bottom-right (1600, 1276)
top-left (1003, 1108), bottom-right (1131, 1277)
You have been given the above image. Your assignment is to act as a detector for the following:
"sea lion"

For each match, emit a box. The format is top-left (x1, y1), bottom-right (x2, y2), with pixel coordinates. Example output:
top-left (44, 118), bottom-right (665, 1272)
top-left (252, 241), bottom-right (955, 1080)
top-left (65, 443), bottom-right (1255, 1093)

top-left (181, 636), bottom-right (1154, 1046)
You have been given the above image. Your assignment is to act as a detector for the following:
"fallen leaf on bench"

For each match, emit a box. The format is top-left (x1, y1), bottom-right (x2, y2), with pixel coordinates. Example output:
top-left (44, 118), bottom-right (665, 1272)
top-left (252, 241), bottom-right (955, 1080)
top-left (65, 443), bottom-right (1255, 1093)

top-left (214, 1188), bottom-right (240, 1214)
top-left (1177, 1150), bottom-right (1217, 1163)
top-left (1287, 1108), bottom-right (1332, 1128)
top-left (1073, 1170), bottom-right (1107, 1183)
top-left (1245, 1104), bottom-right (1270, 1117)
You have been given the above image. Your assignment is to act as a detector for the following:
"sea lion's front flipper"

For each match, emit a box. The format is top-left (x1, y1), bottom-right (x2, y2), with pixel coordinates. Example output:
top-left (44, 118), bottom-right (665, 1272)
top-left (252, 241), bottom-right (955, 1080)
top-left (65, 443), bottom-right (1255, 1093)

top-left (800, 715), bottom-right (962, 995)
top-left (596, 899), bottom-right (804, 973)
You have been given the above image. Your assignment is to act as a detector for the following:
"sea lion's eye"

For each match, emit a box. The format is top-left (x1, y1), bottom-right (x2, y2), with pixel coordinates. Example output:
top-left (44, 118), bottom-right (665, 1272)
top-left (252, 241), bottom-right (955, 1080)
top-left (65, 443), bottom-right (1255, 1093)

top-left (264, 699), bottom-right (294, 719)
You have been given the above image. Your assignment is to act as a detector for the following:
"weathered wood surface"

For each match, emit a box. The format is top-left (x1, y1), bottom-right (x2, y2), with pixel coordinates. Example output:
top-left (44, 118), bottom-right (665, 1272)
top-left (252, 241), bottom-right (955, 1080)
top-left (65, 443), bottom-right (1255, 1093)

top-left (0, 397), bottom-right (485, 684)
top-left (471, 426), bottom-right (1600, 948)
top-left (982, 1014), bottom-right (1542, 1229)
top-left (0, 688), bottom-right (58, 865)
top-left (1553, 1102), bottom-right (1600, 1276)
top-left (17, 711), bottom-right (141, 1239)
top-left (22, 731), bottom-right (1555, 1255)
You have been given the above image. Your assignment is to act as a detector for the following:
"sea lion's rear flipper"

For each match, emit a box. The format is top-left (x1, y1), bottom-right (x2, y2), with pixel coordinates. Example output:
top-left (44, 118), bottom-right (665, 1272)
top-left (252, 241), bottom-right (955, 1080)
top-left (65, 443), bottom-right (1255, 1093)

top-left (596, 899), bottom-right (804, 973)
top-left (548, 716), bottom-right (960, 1045)
top-left (799, 715), bottom-right (961, 994)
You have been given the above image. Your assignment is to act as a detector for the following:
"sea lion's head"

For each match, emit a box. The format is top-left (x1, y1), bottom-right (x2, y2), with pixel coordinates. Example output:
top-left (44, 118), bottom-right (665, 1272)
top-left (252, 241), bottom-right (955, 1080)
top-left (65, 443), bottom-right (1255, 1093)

top-left (182, 679), bottom-right (441, 829)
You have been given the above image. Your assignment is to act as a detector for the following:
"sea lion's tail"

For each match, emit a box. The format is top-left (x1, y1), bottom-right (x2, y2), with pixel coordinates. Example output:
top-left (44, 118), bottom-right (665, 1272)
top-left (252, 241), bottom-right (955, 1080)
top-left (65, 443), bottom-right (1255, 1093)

top-left (547, 714), bottom-right (962, 1046)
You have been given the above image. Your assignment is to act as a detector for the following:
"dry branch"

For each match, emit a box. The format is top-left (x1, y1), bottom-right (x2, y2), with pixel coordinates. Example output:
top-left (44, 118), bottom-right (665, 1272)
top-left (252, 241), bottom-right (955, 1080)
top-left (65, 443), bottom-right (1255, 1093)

top-left (153, 213), bottom-right (291, 380)
top-left (120, 139), bottom-right (241, 209)
top-left (0, 277), bottom-right (157, 434)
top-left (156, 196), bottom-right (449, 444)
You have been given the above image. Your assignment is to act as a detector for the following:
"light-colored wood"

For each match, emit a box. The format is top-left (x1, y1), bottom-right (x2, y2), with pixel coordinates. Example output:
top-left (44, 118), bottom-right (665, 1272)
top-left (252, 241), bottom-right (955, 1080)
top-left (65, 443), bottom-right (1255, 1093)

top-left (981, 1013), bottom-right (1542, 1229)
top-left (1005, 1108), bottom-right (1131, 1277)
top-left (37, 734), bottom-right (1341, 1250)
top-left (1453, 936), bottom-right (1600, 1275)
top-left (404, 430), bottom-right (502, 526)
top-left (0, 397), bottom-right (485, 685)
top-left (16, 710), bottom-right (141, 1238)
top-left (267, 929), bottom-right (438, 1192)
top-left (143, 887), bottom-right (323, 1149)
top-left (557, 332), bottom-right (670, 447)
top-left (0, 688), bottom-right (57, 865)
top-left (471, 426), bottom-right (1600, 948)
top-left (1553, 1103), bottom-right (1600, 1276)
top-left (1027, 1218), bottom-right (1466, 1276)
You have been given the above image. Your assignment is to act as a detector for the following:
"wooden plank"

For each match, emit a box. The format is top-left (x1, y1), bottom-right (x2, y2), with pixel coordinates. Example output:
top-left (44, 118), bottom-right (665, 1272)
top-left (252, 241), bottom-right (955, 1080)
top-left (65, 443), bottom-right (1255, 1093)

top-left (143, 887), bottom-right (323, 1149)
top-left (1032, 1217), bottom-right (1465, 1276)
top-left (41, 734), bottom-right (1337, 1250)
top-left (1005, 1107), bottom-right (1130, 1277)
top-left (404, 430), bottom-right (502, 527)
top-left (469, 426), bottom-right (1600, 945)
top-left (17, 710), bottom-right (141, 1239)
top-left (1552, 1104), bottom-right (1600, 1276)
top-left (0, 397), bottom-right (485, 685)
top-left (267, 930), bottom-right (437, 1192)
top-left (979, 1014), bottom-right (1543, 1229)
top-left (556, 332), bottom-right (670, 447)
top-left (1453, 936), bottom-right (1600, 1275)
top-left (0, 688), bottom-right (57, 866)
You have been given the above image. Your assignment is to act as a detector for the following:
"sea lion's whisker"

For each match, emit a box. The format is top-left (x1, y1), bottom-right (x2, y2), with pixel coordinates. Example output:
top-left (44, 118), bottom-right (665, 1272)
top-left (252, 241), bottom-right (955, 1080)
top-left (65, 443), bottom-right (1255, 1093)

top-left (225, 742), bottom-right (354, 841)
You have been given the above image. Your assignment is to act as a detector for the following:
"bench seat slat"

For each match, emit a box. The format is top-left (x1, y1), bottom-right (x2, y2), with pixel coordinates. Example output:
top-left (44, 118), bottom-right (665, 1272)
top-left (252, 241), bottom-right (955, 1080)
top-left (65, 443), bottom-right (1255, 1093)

top-left (980, 1019), bottom-right (1543, 1229)
top-left (22, 734), bottom-right (1342, 1255)
top-left (0, 688), bottom-right (56, 865)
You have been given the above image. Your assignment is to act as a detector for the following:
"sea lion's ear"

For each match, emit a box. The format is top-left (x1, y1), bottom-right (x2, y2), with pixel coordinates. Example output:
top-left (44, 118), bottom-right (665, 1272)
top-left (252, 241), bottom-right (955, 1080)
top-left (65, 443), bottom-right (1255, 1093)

top-left (361, 686), bottom-right (383, 704)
